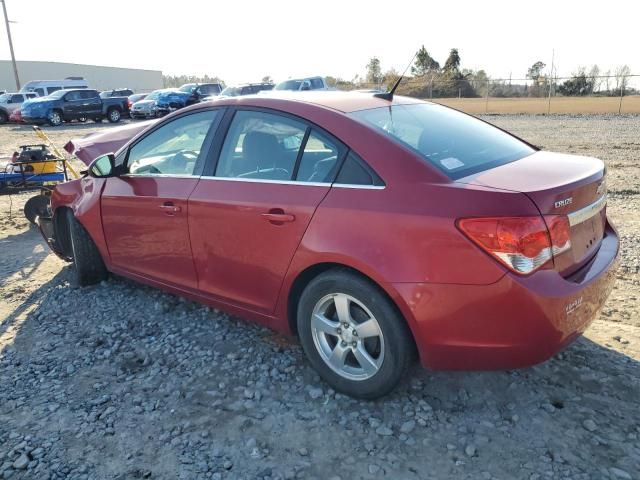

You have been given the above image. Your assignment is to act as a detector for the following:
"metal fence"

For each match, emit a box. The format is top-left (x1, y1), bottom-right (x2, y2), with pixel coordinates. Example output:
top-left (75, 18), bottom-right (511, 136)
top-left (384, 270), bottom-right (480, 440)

top-left (350, 74), bottom-right (640, 114)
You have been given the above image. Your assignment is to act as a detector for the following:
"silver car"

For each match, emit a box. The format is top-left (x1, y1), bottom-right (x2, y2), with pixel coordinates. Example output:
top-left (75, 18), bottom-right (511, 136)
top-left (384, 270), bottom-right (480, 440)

top-left (130, 90), bottom-right (162, 119)
top-left (0, 92), bottom-right (38, 123)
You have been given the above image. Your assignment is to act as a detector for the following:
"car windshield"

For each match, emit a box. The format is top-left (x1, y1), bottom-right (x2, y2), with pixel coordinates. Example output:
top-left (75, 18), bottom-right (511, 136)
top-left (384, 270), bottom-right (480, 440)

top-left (350, 103), bottom-right (535, 179)
top-left (99, 91), bottom-right (111, 98)
top-left (146, 91), bottom-right (162, 100)
top-left (221, 86), bottom-right (241, 96)
top-left (274, 80), bottom-right (303, 91)
top-left (179, 84), bottom-right (196, 93)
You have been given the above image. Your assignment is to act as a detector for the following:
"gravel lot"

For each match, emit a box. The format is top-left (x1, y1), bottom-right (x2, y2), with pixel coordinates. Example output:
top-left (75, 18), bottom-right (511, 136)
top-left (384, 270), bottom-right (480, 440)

top-left (1, 116), bottom-right (639, 480)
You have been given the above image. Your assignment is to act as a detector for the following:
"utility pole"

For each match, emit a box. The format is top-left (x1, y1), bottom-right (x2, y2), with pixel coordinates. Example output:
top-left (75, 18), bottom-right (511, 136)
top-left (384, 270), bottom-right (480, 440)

top-left (1, 0), bottom-right (20, 90)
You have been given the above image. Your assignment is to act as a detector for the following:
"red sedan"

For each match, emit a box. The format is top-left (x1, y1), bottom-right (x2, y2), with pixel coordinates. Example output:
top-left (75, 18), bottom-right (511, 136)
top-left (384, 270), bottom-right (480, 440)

top-left (38, 92), bottom-right (619, 398)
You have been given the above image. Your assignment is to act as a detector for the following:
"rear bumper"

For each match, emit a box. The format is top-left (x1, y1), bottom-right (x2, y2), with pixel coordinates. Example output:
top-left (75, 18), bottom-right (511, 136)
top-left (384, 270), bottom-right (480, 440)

top-left (393, 221), bottom-right (620, 370)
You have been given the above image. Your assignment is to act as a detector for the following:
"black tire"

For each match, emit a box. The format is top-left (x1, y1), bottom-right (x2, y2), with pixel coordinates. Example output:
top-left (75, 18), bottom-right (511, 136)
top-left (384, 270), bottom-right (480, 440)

top-left (48, 110), bottom-right (63, 126)
top-left (66, 210), bottom-right (108, 286)
top-left (297, 269), bottom-right (414, 399)
top-left (78, 116), bottom-right (88, 123)
top-left (0, 110), bottom-right (9, 124)
top-left (24, 194), bottom-right (50, 225)
top-left (107, 108), bottom-right (121, 123)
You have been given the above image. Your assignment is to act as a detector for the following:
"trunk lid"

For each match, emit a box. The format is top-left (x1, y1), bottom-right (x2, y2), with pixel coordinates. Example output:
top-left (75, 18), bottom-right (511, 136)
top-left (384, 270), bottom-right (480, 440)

top-left (457, 151), bottom-right (607, 276)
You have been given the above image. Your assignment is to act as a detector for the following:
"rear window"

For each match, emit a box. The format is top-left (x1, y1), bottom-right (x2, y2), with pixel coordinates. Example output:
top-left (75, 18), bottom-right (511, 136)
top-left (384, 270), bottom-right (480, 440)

top-left (350, 103), bottom-right (534, 179)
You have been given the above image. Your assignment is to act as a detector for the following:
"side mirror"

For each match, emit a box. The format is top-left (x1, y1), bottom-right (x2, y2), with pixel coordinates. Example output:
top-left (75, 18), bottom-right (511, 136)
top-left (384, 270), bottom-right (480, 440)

top-left (88, 153), bottom-right (117, 178)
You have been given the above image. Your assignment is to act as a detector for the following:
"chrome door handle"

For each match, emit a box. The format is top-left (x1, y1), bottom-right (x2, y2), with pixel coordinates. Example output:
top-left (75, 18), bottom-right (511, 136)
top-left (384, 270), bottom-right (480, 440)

top-left (160, 203), bottom-right (181, 215)
top-left (261, 209), bottom-right (295, 224)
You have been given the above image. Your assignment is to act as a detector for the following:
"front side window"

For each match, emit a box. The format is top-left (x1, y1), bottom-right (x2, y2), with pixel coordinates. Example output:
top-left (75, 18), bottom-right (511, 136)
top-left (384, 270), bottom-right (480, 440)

top-left (215, 111), bottom-right (306, 181)
top-left (64, 91), bottom-right (81, 101)
top-left (295, 130), bottom-right (342, 183)
top-left (350, 103), bottom-right (534, 179)
top-left (127, 110), bottom-right (218, 176)
top-left (10, 94), bottom-right (23, 103)
top-left (310, 78), bottom-right (324, 89)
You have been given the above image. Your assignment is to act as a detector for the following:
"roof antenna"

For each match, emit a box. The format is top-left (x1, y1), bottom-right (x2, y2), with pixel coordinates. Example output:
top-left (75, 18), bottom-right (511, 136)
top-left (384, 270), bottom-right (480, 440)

top-left (374, 51), bottom-right (418, 101)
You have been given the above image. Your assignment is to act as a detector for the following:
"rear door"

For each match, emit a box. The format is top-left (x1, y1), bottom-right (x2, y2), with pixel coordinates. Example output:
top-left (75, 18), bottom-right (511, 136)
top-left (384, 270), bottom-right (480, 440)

top-left (188, 109), bottom-right (346, 314)
top-left (62, 91), bottom-right (82, 117)
top-left (82, 90), bottom-right (103, 117)
top-left (101, 109), bottom-right (221, 288)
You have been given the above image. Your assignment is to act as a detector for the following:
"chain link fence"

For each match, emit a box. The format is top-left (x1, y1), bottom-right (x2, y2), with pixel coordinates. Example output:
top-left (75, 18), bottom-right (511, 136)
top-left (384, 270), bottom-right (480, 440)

top-left (344, 74), bottom-right (640, 114)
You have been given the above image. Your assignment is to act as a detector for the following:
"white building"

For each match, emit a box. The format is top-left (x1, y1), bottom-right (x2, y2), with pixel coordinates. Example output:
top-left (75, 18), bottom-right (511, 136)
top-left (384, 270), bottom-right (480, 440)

top-left (0, 60), bottom-right (163, 93)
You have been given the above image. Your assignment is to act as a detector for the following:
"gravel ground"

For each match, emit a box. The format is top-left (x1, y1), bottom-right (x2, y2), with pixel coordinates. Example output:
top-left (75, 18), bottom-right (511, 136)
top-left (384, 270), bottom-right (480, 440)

top-left (0, 117), bottom-right (639, 480)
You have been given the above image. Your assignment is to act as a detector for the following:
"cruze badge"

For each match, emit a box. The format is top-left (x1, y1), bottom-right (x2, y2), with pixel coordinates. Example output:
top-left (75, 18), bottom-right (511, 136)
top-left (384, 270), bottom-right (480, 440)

top-left (555, 197), bottom-right (573, 208)
top-left (566, 297), bottom-right (583, 315)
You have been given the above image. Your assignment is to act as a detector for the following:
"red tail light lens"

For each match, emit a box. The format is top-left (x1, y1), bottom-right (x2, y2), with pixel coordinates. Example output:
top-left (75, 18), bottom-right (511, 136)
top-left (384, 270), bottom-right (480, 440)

top-left (457, 216), bottom-right (571, 274)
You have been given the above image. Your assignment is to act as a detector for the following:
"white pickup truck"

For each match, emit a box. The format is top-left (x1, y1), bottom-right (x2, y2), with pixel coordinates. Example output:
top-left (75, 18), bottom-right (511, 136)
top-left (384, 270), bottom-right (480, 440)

top-left (273, 76), bottom-right (330, 91)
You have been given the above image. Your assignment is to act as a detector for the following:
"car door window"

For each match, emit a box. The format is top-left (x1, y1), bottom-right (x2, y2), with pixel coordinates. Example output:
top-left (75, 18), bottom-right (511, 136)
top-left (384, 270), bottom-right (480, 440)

top-left (65, 91), bottom-right (81, 101)
top-left (127, 110), bottom-right (219, 176)
top-left (215, 110), bottom-right (306, 181)
top-left (295, 130), bottom-right (343, 183)
top-left (11, 94), bottom-right (23, 103)
top-left (310, 78), bottom-right (324, 89)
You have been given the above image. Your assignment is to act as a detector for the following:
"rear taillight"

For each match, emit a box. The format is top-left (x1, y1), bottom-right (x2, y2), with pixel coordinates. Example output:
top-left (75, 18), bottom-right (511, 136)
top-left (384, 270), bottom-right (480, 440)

top-left (457, 216), bottom-right (571, 275)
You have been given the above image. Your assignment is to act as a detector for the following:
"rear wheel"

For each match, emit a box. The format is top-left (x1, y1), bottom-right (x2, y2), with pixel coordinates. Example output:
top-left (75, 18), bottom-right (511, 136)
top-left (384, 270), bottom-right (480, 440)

top-left (107, 108), bottom-right (121, 123)
top-left (66, 210), bottom-right (108, 286)
top-left (24, 194), bottom-right (50, 225)
top-left (297, 270), bottom-right (414, 399)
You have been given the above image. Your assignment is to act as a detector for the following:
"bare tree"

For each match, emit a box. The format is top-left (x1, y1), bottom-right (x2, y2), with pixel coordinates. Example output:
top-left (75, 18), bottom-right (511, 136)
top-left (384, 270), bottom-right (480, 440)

top-left (587, 65), bottom-right (600, 94)
top-left (614, 65), bottom-right (631, 93)
top-left (603, 70), bottom-right (611, 93)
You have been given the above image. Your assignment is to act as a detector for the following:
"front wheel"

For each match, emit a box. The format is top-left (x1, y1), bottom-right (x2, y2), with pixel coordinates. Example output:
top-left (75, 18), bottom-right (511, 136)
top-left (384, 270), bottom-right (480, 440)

top-left (66, 210), bottom-right (108, 286)
top-left (297, 270), bottom-right (415, 399)
top-left (48, 110), bottom-right (63, 126)
top-left (107, 108), bottom-right (121, 123)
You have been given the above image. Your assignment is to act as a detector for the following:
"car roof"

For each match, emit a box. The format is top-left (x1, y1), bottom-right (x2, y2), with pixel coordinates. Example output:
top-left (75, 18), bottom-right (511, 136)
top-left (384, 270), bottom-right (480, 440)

top-left (202, 91), bottom-right (426, 114)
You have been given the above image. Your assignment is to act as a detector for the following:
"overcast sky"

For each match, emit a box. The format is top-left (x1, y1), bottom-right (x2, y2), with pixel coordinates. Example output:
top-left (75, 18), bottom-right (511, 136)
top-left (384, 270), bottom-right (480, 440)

top-left (1, 0), bottom-right (638, 85)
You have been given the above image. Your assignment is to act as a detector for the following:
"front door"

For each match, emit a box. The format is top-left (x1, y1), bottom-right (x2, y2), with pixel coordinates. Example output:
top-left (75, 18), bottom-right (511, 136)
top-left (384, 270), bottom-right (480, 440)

top-left (189, 109), bottom-right (345, 314)
top-left (101, 109), bottom-right (221, 288)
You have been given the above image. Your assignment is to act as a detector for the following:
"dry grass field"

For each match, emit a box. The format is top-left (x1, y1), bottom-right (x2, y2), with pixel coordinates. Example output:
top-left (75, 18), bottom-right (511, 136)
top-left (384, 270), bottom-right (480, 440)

top-left (434, 95), bottom-right (640, 115)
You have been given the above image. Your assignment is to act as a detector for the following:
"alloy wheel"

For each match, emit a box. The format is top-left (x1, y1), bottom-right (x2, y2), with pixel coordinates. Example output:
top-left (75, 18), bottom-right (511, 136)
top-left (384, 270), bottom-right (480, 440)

top-left (310, 293), bottom-right (384, 381)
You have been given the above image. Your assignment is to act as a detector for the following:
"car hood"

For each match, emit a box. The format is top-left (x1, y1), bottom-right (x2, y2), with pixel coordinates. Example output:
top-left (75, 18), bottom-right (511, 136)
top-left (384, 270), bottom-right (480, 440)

top-left (132, 99), bottom-right (157, 108)
top-left (23, 97), bottom-right (55, 106)
top-left (64, 120), bottom-right (158, 165)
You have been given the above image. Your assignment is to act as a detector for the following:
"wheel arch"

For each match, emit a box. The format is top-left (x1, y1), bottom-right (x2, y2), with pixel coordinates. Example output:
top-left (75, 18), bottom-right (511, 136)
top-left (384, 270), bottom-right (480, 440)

top-left (285, 261), bottom-right (419, 357)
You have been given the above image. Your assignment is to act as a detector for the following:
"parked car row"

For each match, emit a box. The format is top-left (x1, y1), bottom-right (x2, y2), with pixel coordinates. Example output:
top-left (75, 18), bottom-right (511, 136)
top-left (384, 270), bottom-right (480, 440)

top-left (1, 75), bottom-right (333, 125)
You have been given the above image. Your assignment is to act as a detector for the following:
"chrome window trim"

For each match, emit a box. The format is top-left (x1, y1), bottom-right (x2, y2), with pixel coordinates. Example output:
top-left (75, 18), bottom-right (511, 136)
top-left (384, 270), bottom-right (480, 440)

top-left (199, 176), bottom-right (330, 187)
top-left (199, 176), bottom-right (386, 189)
top-left (120, 173), bottom-right (197, 179)
top-left (567, 195), bottom-right (607, 227)
top-left (332, 183), bottom-right (385, 190)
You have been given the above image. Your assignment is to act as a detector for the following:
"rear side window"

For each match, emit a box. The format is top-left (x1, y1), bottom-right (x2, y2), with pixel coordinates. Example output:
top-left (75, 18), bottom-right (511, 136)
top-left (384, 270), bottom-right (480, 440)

top-left (295, 130), bottom-right (343, 183)
top-left (47, 86), bottom-right (62, 94)
top-left (215, 110), bottom-right (307, 181)
top-left (350, 104), bottom-right (534, 179)
top-left (335, 152), bottom-right (384, 186)
top-left (310, 78), bottom-right (324, 89)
